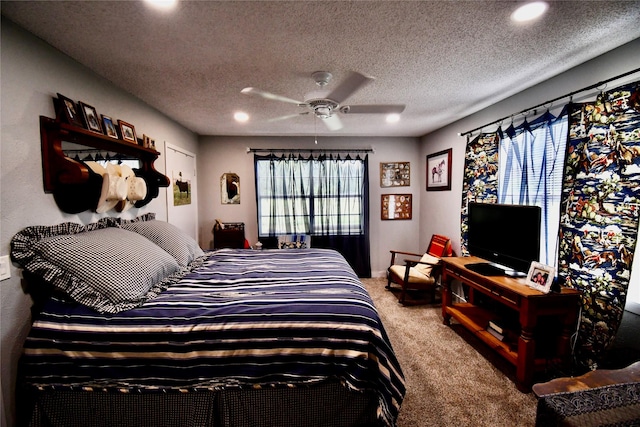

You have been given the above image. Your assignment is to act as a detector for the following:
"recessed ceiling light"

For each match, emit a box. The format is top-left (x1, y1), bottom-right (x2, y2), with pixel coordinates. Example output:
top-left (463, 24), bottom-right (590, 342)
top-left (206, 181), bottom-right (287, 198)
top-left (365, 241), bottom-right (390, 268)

top-left (234, 112), bottom-right (249, 123)
top-left (386, 114), bottom-right (400, 124)
top-left (144, 0), bottom-right (178, 11)
top-left (511, 1), bottom-right (548, 22)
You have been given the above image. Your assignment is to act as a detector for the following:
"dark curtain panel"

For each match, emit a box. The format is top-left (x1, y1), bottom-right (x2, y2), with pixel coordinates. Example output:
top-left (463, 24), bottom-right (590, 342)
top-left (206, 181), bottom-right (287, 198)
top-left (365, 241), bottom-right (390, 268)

top-left (558, 83), bottom-right (640, 369)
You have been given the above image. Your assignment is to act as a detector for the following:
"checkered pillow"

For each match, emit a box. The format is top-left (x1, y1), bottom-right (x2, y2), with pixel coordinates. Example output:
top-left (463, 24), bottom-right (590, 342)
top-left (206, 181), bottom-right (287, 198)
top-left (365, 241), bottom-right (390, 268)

top-left (120, 220), bottom-right (204, 266)
top-left (11, 219), bottom-right (181, 313)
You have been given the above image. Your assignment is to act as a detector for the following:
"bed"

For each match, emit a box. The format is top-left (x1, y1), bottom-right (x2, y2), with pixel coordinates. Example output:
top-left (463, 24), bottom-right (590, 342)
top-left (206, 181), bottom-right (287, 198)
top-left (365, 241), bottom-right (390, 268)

top-left (11, 215), bottom-right (405, 427)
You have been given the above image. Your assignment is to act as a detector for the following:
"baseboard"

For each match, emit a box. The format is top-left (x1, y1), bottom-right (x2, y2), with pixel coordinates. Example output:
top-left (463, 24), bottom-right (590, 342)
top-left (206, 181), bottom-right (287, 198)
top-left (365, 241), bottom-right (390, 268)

top-left (625, 301), bottom-right (640, 316)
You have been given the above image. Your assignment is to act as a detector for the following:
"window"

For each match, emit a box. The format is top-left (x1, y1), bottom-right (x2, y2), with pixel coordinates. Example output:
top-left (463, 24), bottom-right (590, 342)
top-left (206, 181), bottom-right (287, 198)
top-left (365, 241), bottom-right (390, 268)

top-left (498, 111), bottom-right (568, 266)
top-left (255, 154), bottom-right (367, 237)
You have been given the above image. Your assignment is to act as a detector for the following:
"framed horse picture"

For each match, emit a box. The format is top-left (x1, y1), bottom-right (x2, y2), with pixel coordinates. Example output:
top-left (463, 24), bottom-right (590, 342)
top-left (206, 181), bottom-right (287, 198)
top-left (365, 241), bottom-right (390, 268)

top-left (426, 148), bottom-right (452, 191)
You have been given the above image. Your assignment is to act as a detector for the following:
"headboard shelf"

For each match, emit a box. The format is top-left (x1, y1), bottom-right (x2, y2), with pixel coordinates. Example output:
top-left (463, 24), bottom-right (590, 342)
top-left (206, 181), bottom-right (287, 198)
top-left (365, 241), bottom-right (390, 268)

top-left (40, 115), bottom-right (170, 213)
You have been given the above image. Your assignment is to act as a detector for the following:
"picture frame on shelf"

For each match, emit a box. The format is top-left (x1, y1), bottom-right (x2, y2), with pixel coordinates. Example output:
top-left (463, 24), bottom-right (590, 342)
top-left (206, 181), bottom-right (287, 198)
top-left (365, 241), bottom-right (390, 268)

top-left (55, 93), bottom-right (84, 128)
top-left (142, 135), bottom-right (157, 150)
top-left (381, 194), bottom-right (412, 220)
top-left (426, 148), bottom-right (452, 191)
top-left (118, 120), bottom-right (137, 144)
top-left (380, 162), bottom-right (410, 187)
top-left (101, 115), bottom-right (119, 139)
top-left (525, 261), bottom-right (555, 294)
top-left (78, 102), bottom-right (102, 134)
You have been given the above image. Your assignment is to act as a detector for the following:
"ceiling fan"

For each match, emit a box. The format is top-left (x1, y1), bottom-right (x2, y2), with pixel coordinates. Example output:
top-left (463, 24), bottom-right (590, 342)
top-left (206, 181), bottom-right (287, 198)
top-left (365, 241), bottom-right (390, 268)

top-left (241, 71), bottom-right (406, 131)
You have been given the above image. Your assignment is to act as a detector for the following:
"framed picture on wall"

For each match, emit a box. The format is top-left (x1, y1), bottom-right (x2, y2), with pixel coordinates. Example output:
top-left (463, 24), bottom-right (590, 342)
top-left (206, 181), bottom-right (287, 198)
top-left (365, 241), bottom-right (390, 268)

top-left (221, 173), bottom-right (240, 204)
top-left (426, 148), bottom-right (452, 191)
top-left (381, 194), bottom-right (412, 220)
top-left (380, 162), bottom-right (410, 187)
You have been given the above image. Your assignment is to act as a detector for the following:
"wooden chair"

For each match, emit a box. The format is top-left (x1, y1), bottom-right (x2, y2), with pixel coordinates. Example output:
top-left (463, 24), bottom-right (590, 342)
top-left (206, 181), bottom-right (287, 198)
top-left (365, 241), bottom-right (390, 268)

top-left (386, 234), bottom-right (453, 304)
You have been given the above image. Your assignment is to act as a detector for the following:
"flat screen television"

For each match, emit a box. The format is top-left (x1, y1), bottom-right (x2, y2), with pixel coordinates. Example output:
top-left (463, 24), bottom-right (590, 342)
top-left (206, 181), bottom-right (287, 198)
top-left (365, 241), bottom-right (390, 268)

top-left (466, 202), bottom-right (541, 277)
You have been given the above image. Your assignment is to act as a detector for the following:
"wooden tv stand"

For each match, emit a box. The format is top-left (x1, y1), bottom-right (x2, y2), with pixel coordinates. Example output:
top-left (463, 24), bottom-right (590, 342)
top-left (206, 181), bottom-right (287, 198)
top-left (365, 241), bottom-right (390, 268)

top-left (441, 256), bottom-right (581, 392)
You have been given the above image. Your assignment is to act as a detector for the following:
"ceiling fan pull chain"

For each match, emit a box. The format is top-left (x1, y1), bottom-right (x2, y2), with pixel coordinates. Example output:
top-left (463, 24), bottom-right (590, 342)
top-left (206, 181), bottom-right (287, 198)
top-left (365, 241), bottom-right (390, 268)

top-left (314, 115), bottom-right (318, 144)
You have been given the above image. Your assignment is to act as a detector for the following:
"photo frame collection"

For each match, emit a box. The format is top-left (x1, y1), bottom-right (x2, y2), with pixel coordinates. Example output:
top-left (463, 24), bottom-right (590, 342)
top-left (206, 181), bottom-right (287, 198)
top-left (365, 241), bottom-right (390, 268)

top-left (55, 93), bottom-right (155, 149)
top-left (379, 162), bottom-right (412, 220)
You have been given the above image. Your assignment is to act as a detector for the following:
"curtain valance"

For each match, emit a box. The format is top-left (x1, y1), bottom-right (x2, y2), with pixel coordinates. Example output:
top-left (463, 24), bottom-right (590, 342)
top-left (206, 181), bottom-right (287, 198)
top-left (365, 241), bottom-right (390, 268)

top-left (248, 148), bottom-right (373, 160)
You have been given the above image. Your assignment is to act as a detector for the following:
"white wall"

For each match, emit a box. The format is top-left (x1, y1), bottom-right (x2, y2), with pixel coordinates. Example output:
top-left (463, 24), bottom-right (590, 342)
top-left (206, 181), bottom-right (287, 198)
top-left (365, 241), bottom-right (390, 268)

top-left (0, 19), bottom-right (199, 427)
top-left (197, 135), bottom-right (420, 275)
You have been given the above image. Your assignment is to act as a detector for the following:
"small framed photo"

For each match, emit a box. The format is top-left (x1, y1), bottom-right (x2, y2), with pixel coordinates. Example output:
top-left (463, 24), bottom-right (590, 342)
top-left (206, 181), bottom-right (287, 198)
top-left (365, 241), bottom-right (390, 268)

top-left (426, 148), bottom-right (452, 191)
top-left (380, 162), bottom-right (410, 187)
top-left (142, 134), bottom-right (156, 149)
top-left (526, 262), bottom-right (555, 293)
top-left (118, 120), bottom-right (137, 144)
top-left (78, 101), bottom-right (102, 134)
top-left (55, 93), bottom-right (84, 127)
top-left (101, 115), bottom-right (119, 139)
top-left (381, 194), bottom-right (412, 220)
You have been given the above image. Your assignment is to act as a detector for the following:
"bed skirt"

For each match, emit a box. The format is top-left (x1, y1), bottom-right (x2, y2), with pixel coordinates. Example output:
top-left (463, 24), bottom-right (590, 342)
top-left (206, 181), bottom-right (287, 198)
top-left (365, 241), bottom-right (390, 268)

top-left (21, 381), bottom-right (382, 427)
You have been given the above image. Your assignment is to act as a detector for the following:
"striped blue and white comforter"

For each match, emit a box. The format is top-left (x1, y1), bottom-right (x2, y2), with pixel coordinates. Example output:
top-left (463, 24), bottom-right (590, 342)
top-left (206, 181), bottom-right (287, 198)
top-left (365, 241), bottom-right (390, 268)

top-left (21, 248), bottom-right (405, 425)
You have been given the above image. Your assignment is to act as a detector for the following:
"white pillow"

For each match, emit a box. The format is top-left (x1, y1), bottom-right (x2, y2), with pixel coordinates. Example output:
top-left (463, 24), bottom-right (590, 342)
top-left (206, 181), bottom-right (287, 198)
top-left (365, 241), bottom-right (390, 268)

top-left (414, 253), bottom-right (440, 276)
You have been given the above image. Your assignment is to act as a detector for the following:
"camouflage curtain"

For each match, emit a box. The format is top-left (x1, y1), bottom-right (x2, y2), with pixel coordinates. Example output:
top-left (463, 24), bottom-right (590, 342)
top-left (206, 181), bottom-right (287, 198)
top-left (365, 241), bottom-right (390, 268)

top-left (557, 83), bottom-right (640, 369)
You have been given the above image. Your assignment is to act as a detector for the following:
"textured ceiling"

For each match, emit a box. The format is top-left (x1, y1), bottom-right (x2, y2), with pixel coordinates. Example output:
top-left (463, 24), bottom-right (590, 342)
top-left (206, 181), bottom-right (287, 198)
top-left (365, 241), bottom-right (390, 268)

top-left (2, 1), bottom-right (640, 137)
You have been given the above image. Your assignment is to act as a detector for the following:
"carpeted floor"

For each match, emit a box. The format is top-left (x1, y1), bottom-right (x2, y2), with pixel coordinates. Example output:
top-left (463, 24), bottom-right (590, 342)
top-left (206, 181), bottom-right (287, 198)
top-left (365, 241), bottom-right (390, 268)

top-left (360, 278), bottom-right (538, 427)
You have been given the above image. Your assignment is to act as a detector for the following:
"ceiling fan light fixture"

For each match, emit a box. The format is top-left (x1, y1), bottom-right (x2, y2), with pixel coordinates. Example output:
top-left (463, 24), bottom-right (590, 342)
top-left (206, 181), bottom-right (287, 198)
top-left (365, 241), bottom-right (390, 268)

top-left (311, 71), bottom-right (333, 87)
top-left (316, 107), bottom-right (332, 119)
top-left (307, 98), bottom-right (338, 119)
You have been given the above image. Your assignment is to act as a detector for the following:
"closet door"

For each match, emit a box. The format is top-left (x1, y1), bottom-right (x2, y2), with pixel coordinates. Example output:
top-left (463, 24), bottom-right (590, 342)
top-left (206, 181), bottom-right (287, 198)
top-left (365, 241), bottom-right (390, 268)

top-left (165, 143), bottom-right (198, 240)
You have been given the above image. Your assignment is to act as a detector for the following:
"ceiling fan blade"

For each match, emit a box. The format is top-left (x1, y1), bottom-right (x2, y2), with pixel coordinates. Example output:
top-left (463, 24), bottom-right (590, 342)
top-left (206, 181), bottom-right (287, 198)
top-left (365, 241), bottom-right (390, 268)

top-left (326, 71), bottom-right (373, 104)
top-left (340, 104), bottom-right (406, 114)
top-left (322, 114), bottom-right (343, 131)
top-left (241, 87), bottom-right (304, 105)
top-left (267, 112), bottom-right (309, 122)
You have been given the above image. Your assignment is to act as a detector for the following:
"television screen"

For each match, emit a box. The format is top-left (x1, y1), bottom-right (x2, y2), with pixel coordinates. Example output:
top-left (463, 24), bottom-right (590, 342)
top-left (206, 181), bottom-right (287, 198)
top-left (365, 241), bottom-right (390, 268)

top-left (467, 202), bottom-right (541, 277)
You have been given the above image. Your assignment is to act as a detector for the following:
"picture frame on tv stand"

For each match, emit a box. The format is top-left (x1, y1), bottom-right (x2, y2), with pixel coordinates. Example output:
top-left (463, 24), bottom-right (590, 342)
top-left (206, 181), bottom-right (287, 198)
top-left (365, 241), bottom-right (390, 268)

top-left (525, 261), bottom-right (555, 293)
